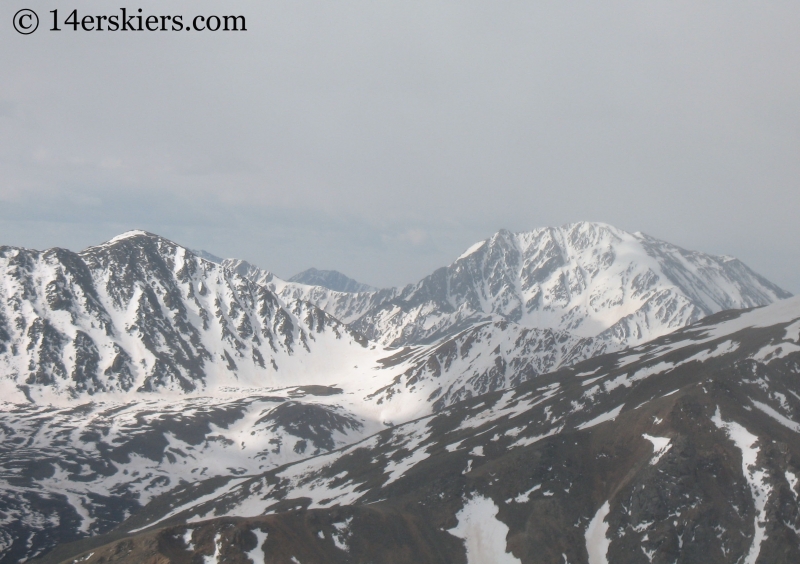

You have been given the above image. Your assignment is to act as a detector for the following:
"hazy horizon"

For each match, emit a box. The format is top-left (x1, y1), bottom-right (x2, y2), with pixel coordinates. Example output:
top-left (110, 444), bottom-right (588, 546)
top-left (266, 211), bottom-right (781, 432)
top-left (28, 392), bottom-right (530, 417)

top-left (3, 2), bottom-right (799, 291)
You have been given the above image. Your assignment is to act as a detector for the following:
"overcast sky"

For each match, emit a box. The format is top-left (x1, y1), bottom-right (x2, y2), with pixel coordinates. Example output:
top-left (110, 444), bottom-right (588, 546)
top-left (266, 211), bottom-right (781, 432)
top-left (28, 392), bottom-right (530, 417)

top-left (2, 1), bottom-right (799, 291)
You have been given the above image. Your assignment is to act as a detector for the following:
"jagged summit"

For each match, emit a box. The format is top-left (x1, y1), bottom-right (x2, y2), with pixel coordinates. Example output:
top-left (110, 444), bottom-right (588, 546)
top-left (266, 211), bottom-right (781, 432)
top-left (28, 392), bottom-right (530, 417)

top-left (0, 232), bottom-right (374, 404)
top-left (288, 268), bottom-right (375, 293)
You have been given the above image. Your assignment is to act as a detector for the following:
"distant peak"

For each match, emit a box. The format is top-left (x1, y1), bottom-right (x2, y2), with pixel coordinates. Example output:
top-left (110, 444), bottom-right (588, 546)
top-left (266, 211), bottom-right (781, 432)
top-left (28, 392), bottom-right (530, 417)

top-left (193, 249), bottom-right (224, 264)
top-left (563, 220), bottom-right (615, 230)
top-left (106, 230), bottom-right (153, 244)
top-left (83, 231), bottom-right (188, 258)
top-left (288, 268), bottom-right (375, 293)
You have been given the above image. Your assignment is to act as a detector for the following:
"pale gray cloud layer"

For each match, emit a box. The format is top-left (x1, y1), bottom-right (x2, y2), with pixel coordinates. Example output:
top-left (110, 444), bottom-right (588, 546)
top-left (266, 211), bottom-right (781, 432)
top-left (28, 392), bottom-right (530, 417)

top-left (2, 1), bottom-right (799, 290)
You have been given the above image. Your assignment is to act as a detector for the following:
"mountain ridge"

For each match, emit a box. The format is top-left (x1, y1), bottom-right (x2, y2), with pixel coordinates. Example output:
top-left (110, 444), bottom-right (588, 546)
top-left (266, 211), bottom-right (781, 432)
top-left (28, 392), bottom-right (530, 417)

top-left (0, 223), bottom-right (792, 562)
top-left (224, 222), bottom-right (789, 348)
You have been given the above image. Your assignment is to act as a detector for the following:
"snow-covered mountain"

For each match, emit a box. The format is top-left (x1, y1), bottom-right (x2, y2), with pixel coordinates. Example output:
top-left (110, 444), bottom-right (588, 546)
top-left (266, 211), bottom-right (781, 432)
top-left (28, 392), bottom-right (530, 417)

top-left (350, 222), bottom-right (789, 347)
top-left (228, 223), bottom-right (788, 351)
top-left (0, 231), bottom-right (376, 404)
top-left (0, 224), bottom-right (792, 563)
top-left (217, 222), bottom-right (790, 412)
top-left (74, 296), bottom-right (800, 564)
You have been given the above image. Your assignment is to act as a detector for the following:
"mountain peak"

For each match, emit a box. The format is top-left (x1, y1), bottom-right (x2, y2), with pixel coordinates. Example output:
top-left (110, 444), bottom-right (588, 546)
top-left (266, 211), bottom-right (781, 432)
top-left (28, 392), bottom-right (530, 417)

top-left (288, 268), bottom-right (375, 293)
top-left (192, 249), bottom-right (224, 264)
top-left (104, 230), bottom-right (157, 244)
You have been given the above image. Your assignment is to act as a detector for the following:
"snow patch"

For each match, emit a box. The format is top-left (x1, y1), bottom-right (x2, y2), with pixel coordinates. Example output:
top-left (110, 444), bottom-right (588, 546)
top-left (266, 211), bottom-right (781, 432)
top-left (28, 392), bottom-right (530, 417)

top-left (202, 532), bottom-right (221, 564)
top-left (507, 484), bottom-right (541, 504)
top-left (183, 528), bottom-right (195, 551)
top-left (448, 495), bottom-right (520, 564)
top-left (131, 478), bottom-right (249, 532)
top-left (585, 501), bottom-right (611, 564)
top-left (786, 471), bottom-right (799, 501)
top-left (751, 400), bottom-right (800, 433)
top-left (577, 405), bottom-right (624, 430)
top-left (642, 434), bottom-right (672, 465)
top-left (331, 517), bottom-right (352, 551)
top-left (245, 528), bottom-right (268, 564)
top-left (711, 408), bottom-right (771, 564)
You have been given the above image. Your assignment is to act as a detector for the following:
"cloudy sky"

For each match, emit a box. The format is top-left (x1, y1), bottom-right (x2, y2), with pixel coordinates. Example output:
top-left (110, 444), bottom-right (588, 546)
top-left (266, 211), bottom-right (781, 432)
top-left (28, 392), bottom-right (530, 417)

top-left (2, 1), bottom-right (799, 290)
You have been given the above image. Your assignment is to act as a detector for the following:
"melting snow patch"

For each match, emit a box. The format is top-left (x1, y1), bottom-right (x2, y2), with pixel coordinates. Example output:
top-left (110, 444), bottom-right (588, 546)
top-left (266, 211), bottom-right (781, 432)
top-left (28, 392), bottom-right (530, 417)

top-left (686, 340), bottom-right (739, 362)
top-left (642, 434), bottom-right (672, 465)
top-left (510, 426), bottom-right (562, 449)
top-left (332, 517), bottom-right (352, 551)
top-left (626, 361), bottom-right (675, 385)
top-left (581, 375), bottom-right (604, 387)
top-left (577, 405), bottom-right (624, 430)
top-left (202, 532), bottom-right (221, 564)
top-left (245, 529), bottom-right (268, 564)
top-left (60, 491), bottom-right (94, 534)
top-left (786, 471), bottom-right (799, 501)
top-left (510, 484), bottom-right (541, 503)
top-left (446, 440), bottom-right (464, 452)
top-left (576, 367), bottom-right (601, 378)
top-left (751, 400), bottom-right (800, 433)
top-left (585, 501), bottom-right (611, 564)
top-left (448, 495), bottom-right (521, 564)
top-left (381, 420), bottom-right (433, 486)
top-left (712, 408), bottom-right (771, 564)
top-left (183, 528), bottom-right (195, 551)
